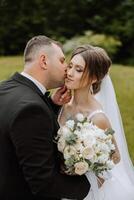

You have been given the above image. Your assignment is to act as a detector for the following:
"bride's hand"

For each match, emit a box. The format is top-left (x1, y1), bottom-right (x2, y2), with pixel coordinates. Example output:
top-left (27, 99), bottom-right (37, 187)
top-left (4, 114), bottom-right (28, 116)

top-left (97, 176), bottom-right (105, 188)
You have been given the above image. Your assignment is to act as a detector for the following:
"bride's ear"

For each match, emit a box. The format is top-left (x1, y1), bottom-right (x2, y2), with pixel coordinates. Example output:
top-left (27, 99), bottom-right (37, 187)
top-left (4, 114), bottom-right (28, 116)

top-left (91, 76), bottom-right (97, 84)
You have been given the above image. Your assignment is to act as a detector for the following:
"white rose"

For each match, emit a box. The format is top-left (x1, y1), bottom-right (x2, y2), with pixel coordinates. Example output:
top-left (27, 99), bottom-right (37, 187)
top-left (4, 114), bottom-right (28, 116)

top-left (57, 136), bottom-right (66, 152)
top-left (63, 146), bottom-right (77, 159)
top-left (111, 144), bottom-right (115, 151)
top-left (74, 161), bottom-right (89, 175)
top-left (74, 139), bottom-right (84, 152)
top-left (61, 126), bottom-right (72, 138)
top-left (98, 153), bottom-right (109, 164)
top-left (74, 130), bottom-right (81, 136)
top-left (81, 128), bottom-right (95, 136)
top-left (66, 120), bottom-right (75, 130)
top-left (94, 144), bottom-right (101, 154)
top-left (83, 122), bottom-right (92, 129)
top-left (83, 134), bottom-right (96, 147)
top-left (76, 113), bottom-right (85, 122)
top-left (106, 160), bottom-right (115, 169)
top-left (106, 134), bottom-right (112, 140)
top-left (77, 122), bottom-right (83, 128)
top-left (98, 143), bottom-right (110, 153)
top-left (95, 129), bottom-right (107, 139)
top-left (106, 139), bottom-right (115, 151)
top-left (90, 154), bottom-right (98, 163)
top-left (82, 147), bottom-right (95, 160)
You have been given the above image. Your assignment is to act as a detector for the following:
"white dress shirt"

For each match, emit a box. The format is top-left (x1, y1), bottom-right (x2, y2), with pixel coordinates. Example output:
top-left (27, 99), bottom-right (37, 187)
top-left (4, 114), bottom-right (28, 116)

top-left (21, 72), bottom-right (46, 95)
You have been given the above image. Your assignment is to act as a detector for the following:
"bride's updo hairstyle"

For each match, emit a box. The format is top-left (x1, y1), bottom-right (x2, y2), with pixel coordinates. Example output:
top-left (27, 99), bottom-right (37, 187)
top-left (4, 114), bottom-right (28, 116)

top-left (71, 45), bottom-right (112, 94)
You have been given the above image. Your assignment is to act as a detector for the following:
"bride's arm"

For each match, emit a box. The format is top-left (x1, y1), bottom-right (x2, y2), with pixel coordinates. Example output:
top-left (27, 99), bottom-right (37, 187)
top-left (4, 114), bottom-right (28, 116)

top-left (111, 136), bottom-right (121, 164)
top-left (92, 114), bottom-right (121, 164)
top-left (91, 113), bottom-right (121, 188)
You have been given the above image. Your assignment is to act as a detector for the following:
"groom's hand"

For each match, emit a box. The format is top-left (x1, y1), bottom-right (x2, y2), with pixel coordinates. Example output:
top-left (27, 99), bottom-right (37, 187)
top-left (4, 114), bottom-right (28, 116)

top-left (51, 86), bottom-right (71, 105)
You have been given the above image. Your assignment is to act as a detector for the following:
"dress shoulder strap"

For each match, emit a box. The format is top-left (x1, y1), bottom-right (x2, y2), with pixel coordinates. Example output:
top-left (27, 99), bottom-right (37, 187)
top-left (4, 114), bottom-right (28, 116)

top-left (88, 109), bottom-right (105, 120)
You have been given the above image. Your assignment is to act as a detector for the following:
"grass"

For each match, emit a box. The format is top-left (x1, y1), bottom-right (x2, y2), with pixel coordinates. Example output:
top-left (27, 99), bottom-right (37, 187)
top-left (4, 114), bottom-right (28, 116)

top-left (110, 65), bottom-right (134, 163)
top-left (0, 56), bottom-right (134, 163)
top-left (0, 56), bottom-right (23, 80)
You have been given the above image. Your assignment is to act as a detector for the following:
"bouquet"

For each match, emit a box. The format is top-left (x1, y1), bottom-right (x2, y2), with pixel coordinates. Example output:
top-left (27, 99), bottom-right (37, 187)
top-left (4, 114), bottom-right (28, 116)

top-left (57, 113), bottom-right (115, 177)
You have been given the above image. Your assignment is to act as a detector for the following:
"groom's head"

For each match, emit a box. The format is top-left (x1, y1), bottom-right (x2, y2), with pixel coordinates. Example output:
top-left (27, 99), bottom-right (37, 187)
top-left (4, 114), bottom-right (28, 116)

top-left (23, 35), bottom-right (67, 89)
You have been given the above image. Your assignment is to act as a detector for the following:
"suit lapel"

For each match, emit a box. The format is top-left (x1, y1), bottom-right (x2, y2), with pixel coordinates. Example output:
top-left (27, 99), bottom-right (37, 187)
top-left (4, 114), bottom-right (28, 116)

top-left (12, 72), bottom-right (60, 137)
top-left (12, 72), bottom-right (44, 98)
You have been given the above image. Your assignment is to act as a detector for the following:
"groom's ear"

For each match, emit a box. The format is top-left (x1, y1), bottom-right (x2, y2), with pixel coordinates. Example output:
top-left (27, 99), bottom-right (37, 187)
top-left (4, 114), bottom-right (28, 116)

top-left (40, 54), bottom-right (48, 70)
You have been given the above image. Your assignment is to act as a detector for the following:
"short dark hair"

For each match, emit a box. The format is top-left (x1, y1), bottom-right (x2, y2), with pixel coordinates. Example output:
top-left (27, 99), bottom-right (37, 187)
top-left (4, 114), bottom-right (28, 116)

top-left (24, 35), bottom-right (62, 63)
top-left (71, 45), bottom-right (112, 94)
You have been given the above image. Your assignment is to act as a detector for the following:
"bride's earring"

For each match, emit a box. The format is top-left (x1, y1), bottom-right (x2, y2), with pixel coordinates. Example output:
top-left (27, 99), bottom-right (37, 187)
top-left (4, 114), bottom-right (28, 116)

top-left (90, 85), bottom-right (93, 94)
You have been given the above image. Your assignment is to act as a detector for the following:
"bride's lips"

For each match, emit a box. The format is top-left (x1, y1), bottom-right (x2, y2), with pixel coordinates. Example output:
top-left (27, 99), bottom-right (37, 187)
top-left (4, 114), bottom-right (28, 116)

top-left (65, 77), bottom-right (73, 82)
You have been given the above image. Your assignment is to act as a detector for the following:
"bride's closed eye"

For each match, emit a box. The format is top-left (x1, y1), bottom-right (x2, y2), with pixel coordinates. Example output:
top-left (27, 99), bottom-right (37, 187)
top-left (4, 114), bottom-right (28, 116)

top-left (67, 64), bottom-right (83, 73)
top-left (76, 67), bottom-right (83, 73)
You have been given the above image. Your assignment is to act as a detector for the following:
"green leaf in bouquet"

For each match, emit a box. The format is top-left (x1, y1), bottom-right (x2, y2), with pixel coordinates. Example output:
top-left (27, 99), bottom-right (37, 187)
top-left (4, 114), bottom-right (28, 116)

top-left (85, 159), bottom-right (92, 167)
top-left (90, 163), bottom-right (107, 176)
top-left (82, 116), bottom-right (88, 123)
top-left (65, 156), bottom-right (76, 167)
top-left (65, 133), bottom-right (78, 145)
top-left (105, 128), bottom-right (115, 135)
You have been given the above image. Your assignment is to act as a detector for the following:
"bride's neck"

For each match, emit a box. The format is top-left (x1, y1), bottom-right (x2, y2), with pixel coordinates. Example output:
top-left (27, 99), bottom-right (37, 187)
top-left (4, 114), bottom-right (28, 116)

top-left (71, 87), bottom-right (93, 107)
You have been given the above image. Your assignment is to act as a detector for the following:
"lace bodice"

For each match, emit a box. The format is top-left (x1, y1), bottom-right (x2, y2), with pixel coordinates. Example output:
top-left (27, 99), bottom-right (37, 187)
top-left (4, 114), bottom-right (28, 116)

top-left (58, 107), bottom-right (105, 126)
top-left (87, 109), bottom-right (105, 120)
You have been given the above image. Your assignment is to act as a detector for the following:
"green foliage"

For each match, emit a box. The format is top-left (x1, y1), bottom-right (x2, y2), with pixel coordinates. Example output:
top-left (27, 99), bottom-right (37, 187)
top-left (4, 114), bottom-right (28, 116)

top-left (0, 0), bottom-right (134, 64)
top-left (0, 56), bottom-right (23, 80)
top-left (65, 133), bottom-right (77, 145)
top-left (110, 65), bottom-right (134, 163)
top-left (65, 156), bottom-right (76, 168)
top-left (63, 31), bottom-right (121, 60)
top-left (105, 128), bottom-right (115, 136)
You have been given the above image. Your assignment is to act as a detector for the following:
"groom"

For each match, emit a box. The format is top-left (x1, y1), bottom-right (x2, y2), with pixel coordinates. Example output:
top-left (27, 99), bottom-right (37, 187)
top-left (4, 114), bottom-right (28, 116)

top-left (0, 35), bottom-right (90, 200)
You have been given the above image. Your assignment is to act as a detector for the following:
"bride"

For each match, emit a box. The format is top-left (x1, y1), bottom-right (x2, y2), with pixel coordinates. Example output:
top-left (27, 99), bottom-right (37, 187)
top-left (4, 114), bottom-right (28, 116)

top-left (58, 44), bottom-right (134, 199)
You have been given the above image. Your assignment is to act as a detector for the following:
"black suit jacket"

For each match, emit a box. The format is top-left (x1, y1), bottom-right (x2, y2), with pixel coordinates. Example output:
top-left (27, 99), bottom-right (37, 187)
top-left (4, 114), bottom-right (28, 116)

top-left (0, 72), bottom-right (90, 200)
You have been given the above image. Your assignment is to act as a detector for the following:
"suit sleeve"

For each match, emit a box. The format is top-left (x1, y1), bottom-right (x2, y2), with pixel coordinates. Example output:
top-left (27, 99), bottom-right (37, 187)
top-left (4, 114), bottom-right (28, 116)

top-left (9, 105), bottom-right (90, 199)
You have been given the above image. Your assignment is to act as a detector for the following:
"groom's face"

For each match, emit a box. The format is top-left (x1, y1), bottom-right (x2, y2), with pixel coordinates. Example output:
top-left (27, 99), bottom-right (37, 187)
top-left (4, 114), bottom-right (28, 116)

top-left (46, 43), bottom-right (67, 89)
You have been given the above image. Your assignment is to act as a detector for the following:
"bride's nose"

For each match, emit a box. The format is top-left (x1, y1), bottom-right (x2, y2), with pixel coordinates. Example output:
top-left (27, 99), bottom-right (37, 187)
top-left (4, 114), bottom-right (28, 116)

top-left (67, 68), bottom-right (74, 77)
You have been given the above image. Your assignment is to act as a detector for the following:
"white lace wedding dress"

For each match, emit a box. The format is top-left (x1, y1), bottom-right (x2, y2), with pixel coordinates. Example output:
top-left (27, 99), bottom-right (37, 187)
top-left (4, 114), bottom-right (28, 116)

top-left (59, 75), bottom-right (134, 200)
top-left (62, 110), bottom-right (134, 200)
top-left (84, 110), bottom-right (134, 200)
top-left (59, 109), bottom-right (134, 200)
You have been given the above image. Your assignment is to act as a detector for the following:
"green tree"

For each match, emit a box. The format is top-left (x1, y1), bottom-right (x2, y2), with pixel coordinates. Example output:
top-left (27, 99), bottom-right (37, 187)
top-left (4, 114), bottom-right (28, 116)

top-left (0, 0), bottom-right (134, 64)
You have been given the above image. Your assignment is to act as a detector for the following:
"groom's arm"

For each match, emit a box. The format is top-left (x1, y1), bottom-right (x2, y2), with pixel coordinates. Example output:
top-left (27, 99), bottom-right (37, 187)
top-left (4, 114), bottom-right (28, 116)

top-left (10, 104), bottom-right (90, 200)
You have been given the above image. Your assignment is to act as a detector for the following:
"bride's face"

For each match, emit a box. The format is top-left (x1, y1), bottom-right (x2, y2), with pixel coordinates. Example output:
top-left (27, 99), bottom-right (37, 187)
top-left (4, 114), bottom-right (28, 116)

top-left (65, 54), bottom-right (89, 89)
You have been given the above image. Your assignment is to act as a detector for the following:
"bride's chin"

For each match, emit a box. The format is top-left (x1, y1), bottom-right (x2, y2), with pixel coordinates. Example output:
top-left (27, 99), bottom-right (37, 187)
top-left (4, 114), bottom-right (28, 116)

top-left (66, 86), bottom-right (72, 89)
top-left (65, 83), bottom-right (72, 89)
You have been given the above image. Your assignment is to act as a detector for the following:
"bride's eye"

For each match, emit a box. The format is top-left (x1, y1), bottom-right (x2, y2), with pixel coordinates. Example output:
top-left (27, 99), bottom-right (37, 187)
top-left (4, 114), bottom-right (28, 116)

top-left (76, 68), bottom-right (83, 72)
